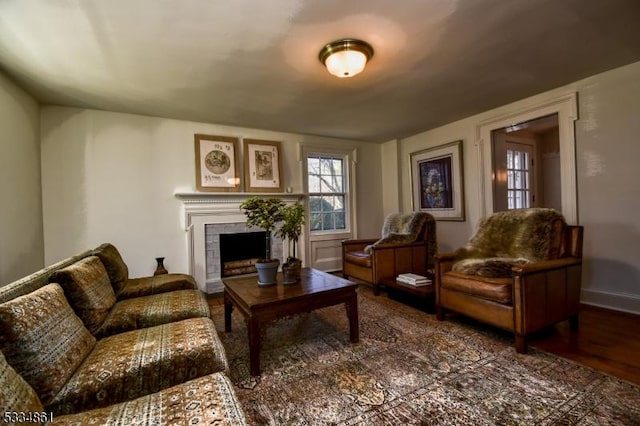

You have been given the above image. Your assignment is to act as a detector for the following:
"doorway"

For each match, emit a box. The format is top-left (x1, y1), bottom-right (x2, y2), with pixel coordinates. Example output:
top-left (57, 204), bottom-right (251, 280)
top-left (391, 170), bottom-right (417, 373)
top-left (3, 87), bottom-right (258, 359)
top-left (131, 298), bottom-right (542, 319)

top-left (491, 114), bottom-right (561, 212)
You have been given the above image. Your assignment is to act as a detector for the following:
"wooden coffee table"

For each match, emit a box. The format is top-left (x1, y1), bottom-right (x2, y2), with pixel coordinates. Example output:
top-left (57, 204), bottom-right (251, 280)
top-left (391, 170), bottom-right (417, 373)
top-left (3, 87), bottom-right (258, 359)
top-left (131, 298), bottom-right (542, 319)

top-left (223, 267), bottom-right (359, 376)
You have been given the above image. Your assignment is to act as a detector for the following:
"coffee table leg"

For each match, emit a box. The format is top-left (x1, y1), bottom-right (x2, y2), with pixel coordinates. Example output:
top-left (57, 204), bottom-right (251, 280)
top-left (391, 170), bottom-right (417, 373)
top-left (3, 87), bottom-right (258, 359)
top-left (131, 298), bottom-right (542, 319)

top-left (224, 290), bottom-right (232, 332)
top-left (248, 317), bottom-right (261, 376)
top-left (346, 293), bottom-right (359, 343)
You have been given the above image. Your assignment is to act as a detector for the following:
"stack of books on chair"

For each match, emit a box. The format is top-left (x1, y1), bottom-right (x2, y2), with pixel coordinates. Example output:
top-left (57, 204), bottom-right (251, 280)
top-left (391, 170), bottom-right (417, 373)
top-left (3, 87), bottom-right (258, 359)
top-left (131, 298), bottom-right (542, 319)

top-left (397, 273), bottom-right (432, 286)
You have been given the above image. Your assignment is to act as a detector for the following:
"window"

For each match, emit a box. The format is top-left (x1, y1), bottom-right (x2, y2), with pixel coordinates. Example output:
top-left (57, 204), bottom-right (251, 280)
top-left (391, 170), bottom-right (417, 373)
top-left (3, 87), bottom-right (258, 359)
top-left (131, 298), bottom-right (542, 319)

top-left (506, 146), bottom-right (532, 209)
top-left (307, 155), bottom-right (347, 232)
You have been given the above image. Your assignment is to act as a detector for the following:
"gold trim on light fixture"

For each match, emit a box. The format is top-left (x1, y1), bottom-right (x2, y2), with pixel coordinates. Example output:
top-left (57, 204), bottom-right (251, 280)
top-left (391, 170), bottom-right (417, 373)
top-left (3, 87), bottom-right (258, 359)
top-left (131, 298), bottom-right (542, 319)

top-left (319, 38), bottom-right (374, 78)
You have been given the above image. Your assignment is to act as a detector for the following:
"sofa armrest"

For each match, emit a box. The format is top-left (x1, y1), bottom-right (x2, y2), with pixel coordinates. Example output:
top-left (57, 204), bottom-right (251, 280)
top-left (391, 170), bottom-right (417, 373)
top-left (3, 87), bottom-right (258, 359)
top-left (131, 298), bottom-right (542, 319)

top-left (434, 252), bottom-right (456, 273)
top-left (512, 257), bottom-right (582, 335)
top-left (512, 257), bottom-right (582, 275)
top-left (342, 238), bottom-right (378, 252)
top-left (368, 240), bottom-right (427, 251)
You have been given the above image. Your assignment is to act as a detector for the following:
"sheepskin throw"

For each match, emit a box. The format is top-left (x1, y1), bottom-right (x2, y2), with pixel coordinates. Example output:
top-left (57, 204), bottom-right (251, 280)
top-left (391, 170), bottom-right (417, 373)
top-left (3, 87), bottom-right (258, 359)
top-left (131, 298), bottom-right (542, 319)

top-left (452, 208), bottom-right (566, 277)
top-left (365, 212), bottom-right (437, 268)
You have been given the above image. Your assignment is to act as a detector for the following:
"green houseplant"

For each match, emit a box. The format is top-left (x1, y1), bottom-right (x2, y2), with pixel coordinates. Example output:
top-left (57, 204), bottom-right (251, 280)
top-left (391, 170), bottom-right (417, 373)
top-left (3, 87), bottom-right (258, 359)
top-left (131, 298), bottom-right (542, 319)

top-left (275, 202), bottom-right (305, 284)
top-left (239, 196), bottom-right (285, 285)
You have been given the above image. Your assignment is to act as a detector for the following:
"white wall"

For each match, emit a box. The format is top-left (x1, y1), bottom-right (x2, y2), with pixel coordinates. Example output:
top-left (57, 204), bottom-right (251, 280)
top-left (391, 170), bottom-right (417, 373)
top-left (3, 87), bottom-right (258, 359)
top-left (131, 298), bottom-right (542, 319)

top-left (393, 61), bottom-right (640, 313)
top-left (40, 107), bottom-right (383, 278)
top-left (0, 71), bottom-right (43, 285)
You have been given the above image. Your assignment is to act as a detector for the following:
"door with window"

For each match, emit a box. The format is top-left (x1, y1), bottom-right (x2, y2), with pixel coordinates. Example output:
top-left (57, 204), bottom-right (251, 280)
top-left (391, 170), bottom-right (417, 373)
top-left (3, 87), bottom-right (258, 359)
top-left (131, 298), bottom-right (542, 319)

top-left (304, 149), bottom-right (354, 271)
top-left (492, 132), bottom-right (537, 211)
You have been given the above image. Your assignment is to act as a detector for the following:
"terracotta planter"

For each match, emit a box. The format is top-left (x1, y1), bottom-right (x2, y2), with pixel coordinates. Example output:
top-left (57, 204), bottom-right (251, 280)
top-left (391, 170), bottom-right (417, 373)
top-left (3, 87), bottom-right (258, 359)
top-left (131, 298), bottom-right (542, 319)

top-left (282, 259), bottom-right (302, 284)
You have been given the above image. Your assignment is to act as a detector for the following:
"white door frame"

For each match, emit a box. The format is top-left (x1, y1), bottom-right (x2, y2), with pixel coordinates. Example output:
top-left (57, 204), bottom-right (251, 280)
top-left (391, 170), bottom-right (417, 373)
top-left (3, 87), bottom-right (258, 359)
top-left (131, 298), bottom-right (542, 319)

top-left (476, 92), bottom-right (578, 224)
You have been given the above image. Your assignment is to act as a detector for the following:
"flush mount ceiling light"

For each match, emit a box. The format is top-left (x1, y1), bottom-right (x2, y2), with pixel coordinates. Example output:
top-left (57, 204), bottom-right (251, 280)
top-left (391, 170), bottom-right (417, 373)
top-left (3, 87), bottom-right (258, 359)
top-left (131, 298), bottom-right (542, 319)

top-left (318, 38), bottom-right (374, 78)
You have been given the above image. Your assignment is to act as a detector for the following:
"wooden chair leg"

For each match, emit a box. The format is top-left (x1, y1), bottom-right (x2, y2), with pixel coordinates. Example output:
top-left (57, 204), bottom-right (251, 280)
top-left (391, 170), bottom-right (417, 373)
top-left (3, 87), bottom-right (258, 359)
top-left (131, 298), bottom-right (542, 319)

top-left (373, 283), bottom-right (380, 296)
top-left (569, 314), bottom-right (579, 331)
top-left (515, 334), bottom-right (528, 354)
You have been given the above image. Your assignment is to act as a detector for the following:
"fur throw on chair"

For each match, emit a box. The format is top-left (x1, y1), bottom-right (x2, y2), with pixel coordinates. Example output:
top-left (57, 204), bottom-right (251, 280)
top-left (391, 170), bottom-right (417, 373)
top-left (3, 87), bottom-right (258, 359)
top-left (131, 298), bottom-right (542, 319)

top-left (364, 212), bottom-right (437, 267)
top-left (452, 208), bottom-right (566, 277)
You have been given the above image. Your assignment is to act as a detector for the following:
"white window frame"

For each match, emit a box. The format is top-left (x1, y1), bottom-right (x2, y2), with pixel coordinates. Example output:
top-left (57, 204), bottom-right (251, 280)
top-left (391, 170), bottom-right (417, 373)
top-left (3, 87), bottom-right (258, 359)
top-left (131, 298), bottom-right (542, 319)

top-left (303, 147), bottom-right (355, 240)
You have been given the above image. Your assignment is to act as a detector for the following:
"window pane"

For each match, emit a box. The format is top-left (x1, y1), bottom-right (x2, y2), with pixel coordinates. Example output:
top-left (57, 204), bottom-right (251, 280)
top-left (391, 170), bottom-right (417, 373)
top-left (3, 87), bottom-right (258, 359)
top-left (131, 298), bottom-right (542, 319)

top-left (322, 212), bottom-right (333, 230)
top-left (332, 159), bottom-right (343, 175)
top-left (310, 212), bottom-right (322, 231)
top-left (309, 196), bottom-right (322, 213)
top-left (334, 212), bottom-right (346, 229)
top-left (320, 158), bottom-right (333, 175)
top-left (332, 176), bottom-right (344, 192)
top-left (308, 175), bottom-right (320, 192)
top-left (320, 176), bottom-right (334, 193)
top-left (307, 158), bottom-right (320, 174)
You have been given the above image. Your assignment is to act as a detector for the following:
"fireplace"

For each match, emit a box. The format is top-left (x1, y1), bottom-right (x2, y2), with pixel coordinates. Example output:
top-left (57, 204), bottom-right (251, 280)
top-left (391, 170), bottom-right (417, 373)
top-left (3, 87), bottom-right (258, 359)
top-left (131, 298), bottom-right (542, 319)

top-left (176, 192), bottom-right (305, 293)
top-left (220, 231), bottom-right (266, 277)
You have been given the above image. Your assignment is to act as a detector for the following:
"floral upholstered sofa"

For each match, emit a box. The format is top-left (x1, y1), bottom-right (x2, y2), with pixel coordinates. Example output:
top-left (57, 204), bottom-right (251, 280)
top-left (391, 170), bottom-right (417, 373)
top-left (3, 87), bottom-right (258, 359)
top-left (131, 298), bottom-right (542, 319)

top-left (0, 243), bottom-right (247, 425)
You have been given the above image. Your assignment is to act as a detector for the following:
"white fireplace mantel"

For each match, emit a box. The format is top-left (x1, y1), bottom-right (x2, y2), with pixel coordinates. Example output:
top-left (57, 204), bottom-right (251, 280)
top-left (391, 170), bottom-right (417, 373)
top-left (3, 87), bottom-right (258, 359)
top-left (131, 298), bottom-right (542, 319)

top-left (175, 191), bottom-right (306, 293)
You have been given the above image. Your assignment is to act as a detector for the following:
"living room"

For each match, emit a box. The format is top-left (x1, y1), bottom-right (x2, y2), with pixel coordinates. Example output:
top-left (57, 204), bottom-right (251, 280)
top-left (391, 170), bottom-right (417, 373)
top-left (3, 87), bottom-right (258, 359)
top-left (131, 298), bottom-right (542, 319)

top-left (2, 1), bottom-right (640, 424)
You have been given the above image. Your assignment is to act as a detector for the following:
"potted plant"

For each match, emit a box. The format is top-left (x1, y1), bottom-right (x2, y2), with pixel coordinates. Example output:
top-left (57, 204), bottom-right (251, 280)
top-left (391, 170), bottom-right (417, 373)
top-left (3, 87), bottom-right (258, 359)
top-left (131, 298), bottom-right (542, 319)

top-left (275, 202), bottom-right (305, 284)
top-left (239, 196), bottom-right (285, 285)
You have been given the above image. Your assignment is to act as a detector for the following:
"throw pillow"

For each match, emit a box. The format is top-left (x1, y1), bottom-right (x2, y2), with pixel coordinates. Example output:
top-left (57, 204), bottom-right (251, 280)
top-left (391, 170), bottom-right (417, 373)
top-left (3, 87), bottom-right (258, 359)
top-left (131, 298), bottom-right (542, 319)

top-left (51, 256), bottom-right (117, 334)
top-left (0, 351), bottom-right (44, 418)
top-left (92, 243), bottom-right (129, 294)
top-left (0, 283), bottom-right (96, 406)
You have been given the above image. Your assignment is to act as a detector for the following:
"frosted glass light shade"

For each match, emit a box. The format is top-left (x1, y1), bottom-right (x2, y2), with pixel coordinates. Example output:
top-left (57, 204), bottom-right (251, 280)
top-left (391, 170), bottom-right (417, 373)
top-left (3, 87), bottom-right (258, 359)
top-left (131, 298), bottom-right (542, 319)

top-left (324, 50), bottom-right (367, 78)
top-left (319, 39), bottom-right (374, 78)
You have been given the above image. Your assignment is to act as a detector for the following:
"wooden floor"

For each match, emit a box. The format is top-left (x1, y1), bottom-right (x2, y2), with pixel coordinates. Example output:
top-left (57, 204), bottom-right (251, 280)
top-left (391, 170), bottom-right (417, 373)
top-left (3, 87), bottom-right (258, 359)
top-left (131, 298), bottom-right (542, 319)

top-left (529, 304), bottom-right (640, 386)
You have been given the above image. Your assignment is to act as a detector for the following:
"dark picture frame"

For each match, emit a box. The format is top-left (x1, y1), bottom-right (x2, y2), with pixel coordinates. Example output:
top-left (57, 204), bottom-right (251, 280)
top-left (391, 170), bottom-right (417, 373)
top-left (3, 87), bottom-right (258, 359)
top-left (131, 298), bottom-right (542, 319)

top-left (194, 134), bottom-right (241, 192)
top-left (243, 138), bottom-right (284, 193)
top-left (410, 140), bottom-right (465, 221)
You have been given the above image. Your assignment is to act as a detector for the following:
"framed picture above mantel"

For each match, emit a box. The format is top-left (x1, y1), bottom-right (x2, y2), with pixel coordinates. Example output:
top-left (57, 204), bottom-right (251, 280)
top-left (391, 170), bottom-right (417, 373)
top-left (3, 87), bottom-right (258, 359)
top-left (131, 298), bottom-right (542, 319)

top-left (410, 140), bottom-right (465, 221)
top-left (194, 134), bottom-right (241, 192)
top-left (243, 138), bottom-right (284, 193)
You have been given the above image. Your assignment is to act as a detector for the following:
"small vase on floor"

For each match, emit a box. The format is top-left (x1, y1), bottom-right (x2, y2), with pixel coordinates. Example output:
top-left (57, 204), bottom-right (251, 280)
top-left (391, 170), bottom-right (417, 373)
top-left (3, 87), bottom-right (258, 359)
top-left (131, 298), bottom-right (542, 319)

top-left (154, 257), bottom-right (168, 275)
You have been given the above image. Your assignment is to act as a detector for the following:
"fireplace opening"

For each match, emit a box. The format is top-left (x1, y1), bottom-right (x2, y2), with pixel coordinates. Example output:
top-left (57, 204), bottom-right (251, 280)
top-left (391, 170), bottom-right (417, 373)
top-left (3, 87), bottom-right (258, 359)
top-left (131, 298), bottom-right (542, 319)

top-left (220, 231), bottom-right (267, 277)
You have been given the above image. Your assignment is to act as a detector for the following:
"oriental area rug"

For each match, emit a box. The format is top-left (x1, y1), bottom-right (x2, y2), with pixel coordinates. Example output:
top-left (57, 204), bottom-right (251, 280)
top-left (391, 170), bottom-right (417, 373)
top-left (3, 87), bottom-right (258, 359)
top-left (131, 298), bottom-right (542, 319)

top-left (208, 287), bottom-right (640, 425)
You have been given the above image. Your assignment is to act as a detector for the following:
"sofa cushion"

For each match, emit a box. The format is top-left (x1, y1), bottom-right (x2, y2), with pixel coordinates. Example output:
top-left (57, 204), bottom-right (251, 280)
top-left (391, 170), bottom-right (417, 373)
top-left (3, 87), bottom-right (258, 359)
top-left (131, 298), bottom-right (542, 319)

top-left (344, 250), bottom-right (373, 268)
top-left (0, 283), bottom-right (96, 406)
top-left (49, 317), bottom-right (229, 415)
top-left (117, 273), bottom-right (197, 299)
top-left (97, 289), bottom-right (210, 337)
top-left (51, 256), bottom-right (117, 334)
top-left (0, 351), bottom-right (45, 419)
top-left (92, 243), bottom-right (129, 294)
top-left (452, 257), bottom-right (531, 278)
top-left (52, 372), bottom-right (247, 426)
top-left (442, 271), bottom-right (513, 305)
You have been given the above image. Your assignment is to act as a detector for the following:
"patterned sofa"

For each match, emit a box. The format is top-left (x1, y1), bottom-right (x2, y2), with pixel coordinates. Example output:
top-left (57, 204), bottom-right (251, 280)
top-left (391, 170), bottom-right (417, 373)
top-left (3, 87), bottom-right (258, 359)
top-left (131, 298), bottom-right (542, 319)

top-left (0, 243), bottom-right (247, 425)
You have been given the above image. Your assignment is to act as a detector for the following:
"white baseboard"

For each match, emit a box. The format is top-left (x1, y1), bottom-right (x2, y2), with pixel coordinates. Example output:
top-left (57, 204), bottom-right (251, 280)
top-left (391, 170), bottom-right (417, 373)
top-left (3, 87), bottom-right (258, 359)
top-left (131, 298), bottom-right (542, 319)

top-left (581, 288), bottom-right (640, 315)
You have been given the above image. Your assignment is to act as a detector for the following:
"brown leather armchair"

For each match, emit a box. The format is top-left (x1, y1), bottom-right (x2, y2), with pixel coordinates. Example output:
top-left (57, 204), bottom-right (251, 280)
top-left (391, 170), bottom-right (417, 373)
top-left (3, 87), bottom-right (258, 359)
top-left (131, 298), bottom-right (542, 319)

top-left (342, 212), bottom-right (437, 295)
top-left (435, 208), bottom-right (583, 353)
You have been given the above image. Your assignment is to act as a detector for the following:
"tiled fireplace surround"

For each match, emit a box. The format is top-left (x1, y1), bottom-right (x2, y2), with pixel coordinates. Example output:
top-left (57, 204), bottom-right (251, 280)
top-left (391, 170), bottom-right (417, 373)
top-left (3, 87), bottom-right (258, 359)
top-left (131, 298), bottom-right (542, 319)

top-left (176, 192), bottom-right (305, 293)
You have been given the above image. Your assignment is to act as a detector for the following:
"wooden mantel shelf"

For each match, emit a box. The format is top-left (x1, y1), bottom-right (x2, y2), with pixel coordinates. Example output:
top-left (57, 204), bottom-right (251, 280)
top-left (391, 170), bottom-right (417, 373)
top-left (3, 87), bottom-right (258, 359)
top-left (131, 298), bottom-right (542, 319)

top-left (174, 191), bottom-right (307, 204)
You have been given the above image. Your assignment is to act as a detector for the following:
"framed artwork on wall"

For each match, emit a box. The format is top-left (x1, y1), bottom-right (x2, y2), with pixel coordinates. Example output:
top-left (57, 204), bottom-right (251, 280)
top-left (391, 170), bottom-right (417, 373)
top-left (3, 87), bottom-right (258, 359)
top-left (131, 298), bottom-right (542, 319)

top-left (243, 138), bottom-right (284, 193)
top-left (410, 139), bottom-right (465, 221)
top-left (194, 134), bottom-right (241, 192)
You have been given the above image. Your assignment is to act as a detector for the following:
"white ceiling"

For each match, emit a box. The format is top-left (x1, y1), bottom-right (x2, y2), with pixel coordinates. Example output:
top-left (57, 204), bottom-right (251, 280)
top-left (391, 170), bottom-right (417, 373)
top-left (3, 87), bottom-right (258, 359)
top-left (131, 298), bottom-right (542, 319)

top-left (1, 0), bottom-right (639, 142)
